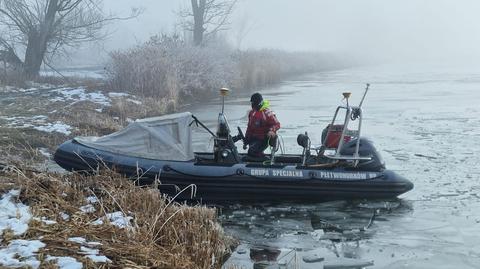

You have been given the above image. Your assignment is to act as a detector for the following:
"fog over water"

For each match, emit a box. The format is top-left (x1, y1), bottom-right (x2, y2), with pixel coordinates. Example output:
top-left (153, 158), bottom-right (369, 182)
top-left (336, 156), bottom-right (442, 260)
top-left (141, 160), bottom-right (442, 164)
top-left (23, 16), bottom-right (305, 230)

top-left (70, 0), bottom-right (480, 66)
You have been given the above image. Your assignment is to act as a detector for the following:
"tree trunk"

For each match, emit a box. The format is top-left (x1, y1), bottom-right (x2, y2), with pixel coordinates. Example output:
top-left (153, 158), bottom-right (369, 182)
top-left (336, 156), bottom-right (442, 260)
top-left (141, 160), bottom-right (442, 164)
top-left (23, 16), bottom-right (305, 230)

top-left (192, 0), bottom-right (206, 46)
top-left (23, 0), bottom-right (58, 78)
top-left (23, 32), bottom-right (45, 77)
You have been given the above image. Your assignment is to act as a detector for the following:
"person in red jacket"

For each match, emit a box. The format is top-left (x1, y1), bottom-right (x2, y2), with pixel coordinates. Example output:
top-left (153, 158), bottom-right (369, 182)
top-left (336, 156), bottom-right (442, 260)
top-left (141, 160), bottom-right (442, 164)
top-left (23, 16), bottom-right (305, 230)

top-left (245, 93), bottom-right (281, 157)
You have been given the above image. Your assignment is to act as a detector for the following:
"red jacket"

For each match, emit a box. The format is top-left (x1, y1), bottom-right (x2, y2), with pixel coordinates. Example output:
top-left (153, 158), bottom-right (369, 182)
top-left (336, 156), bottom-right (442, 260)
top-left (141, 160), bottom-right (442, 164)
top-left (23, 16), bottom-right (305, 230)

top-left (246, 108), bottom-right (281, 141)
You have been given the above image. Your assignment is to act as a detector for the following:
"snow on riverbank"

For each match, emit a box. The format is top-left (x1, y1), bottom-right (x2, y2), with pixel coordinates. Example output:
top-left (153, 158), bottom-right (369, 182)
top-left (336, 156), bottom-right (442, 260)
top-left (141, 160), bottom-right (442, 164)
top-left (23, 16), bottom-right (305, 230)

top-left (0, 190), bottom-right (43, 268)
top-left (0, 188), bottom-right (117, 268)
top-left (0, 240), bottom-right (46, 268)
top-left (50, 88), bottom-right (111, 106)
top-left (0, 85), bottom-right (141, 137)
top-left (33, 121), bottom-right (72, 135)
top-left (0, 115), bottom-right (73, 135)
top-left (0, 190), bottom-right (31, 236)
top-left (49, 88), bottom-right (142, 107)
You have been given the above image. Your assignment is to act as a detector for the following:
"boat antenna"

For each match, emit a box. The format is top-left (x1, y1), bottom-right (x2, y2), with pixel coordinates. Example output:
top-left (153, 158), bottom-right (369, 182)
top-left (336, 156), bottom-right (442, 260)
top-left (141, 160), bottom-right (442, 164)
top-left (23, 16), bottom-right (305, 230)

top-left (359, 83), bottom-right (370, 108)
top-left (220, 87), bottom-right (230, 114)
top-left (342, 92), bottom-right (352, 107)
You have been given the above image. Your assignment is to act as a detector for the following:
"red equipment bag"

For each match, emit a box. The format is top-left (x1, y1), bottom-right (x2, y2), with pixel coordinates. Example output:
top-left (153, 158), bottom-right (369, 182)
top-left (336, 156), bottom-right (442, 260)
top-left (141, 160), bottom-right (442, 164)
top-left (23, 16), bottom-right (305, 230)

top-left (324, 124), bottom-right (351, 148)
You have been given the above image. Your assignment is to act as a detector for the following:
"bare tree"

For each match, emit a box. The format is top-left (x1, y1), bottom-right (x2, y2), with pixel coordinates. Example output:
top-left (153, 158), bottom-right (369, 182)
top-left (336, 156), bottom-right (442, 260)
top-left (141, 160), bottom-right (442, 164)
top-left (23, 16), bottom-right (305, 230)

top-left (0, 0), bottom-right (140, 77)
top-left (179, 0), bottom-right (237, 46)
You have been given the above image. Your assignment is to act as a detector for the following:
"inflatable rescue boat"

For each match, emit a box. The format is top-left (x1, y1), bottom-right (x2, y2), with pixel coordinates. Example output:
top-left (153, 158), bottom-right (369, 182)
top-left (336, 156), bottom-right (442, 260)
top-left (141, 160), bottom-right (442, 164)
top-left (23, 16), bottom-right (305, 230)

top-left (54, 85), bottom-right (413, 202)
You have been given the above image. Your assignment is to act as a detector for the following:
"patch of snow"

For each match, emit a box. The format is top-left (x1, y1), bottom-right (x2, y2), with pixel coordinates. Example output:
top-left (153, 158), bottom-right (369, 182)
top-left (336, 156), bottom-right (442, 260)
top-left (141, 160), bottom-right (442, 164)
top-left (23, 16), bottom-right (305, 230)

top-left (86, 255), bottom-right (111, 263)
top-left (87, 92), bottom-right (111, 106)
top-left (68, 237), bottom-right (101, 247)
top-left (46, 256), bottom-right (83, 269)
top-left (91, 219), bottom-right (103, 225)
top-left (60, 212), bottom-right (70, 221)
top-left (108, 92), bottom-right (130, 97)
top-left (91, 211), bottom-right (133, 229)
top-left (79, 246), bottom-right (111, 263)
top-left (38, 148), bottom-right (51, 158)
top-left (33, 217), bottom-right (57, 225)
top-left (0, 239), bottom-right (45, 269)
top-left (42, 219), bottom-right (57, 225)
top-left (0, 115), bottom-right (73, 135)
top-left (107, 211), bottom-right (133, 229)
top-left (50, 88), bottom-right (111, 106)
top-left (0, 115), bottom-right (47, 128)
top-left (79, 204), bottom-right (95, 213)
top-left (32, 115), bottom-right (48, 120)
top-left (18, 88), bottom-right (39, 93)
top-left (85, 196), bottom-right (98, 204)
top-left (0, 190), bottom-right (32, 236)
top-left (33, 121), bottom-right (73, 135)
top-left (8, 190), bottom-right (20, 196)
top-left (80, 246), bottom-right (99, 255)
top-left (68, 237), bottom-right (86, 244)
top-left (95, 108), bottom-right (103, 113)
top-left (25, 81), bottom-right (56, 90)
top-left (86, 241), bottom-right (102, 247)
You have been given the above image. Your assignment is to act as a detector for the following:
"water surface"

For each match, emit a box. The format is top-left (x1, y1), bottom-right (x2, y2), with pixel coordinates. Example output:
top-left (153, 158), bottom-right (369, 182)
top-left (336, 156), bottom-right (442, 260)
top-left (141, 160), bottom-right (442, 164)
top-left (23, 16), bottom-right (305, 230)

top-left (188, 64), bottom-right (480, 268)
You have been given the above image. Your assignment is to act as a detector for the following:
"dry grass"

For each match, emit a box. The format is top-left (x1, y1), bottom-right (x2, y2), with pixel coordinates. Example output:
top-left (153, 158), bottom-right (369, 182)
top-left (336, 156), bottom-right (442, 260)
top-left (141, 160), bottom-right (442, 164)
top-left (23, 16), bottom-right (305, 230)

top-left (0, 77), bottom-right (177, 166)
top-left (106, 34), bottom-right (343, 102)
top-left (51, 101), bottom-right (123, 137)
top-left (0, 166), bottom-right (234, 268)
top-left (0, 127), bottom-right (65, 165)
top-left (105, 96), bottom-right (176, 123)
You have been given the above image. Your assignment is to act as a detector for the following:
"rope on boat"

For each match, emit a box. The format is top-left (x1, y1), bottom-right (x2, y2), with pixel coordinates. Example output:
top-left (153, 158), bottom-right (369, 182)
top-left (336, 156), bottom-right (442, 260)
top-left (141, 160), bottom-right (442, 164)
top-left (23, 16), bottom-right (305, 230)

top-left (162, 165), bottom-right (238, 178)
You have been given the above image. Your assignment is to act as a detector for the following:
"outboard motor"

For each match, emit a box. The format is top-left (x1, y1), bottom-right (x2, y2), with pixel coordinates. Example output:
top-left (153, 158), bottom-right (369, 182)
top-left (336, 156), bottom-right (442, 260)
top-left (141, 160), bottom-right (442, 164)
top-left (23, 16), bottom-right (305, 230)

top-left (214, 113), bottom-right (240, 163)
top-left (213, 88), bottom-right (241, 163)
top-left (340, 138), bottom-right (385, 171)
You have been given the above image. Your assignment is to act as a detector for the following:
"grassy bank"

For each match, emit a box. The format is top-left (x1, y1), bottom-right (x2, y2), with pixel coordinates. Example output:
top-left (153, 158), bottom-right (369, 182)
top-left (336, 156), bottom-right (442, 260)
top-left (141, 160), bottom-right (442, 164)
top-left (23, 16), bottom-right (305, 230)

top-left (0, 79), bottom-right (174, 164)
top-left (0, 166), bottom-right (233, 268)
top-left (0, 75), bottom-right (238, 268)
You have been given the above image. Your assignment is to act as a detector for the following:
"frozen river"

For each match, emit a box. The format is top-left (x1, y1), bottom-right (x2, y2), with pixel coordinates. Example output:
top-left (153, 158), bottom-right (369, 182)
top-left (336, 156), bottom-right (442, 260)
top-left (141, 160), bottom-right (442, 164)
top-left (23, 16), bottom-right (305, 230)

top-left (188, 63), bottom-right (480, 268)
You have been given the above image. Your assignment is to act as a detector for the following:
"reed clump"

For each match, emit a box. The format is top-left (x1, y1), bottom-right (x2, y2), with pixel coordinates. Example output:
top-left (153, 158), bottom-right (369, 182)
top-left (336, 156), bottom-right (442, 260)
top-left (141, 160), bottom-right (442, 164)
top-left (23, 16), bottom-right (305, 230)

top-left (0, 166), bottom-right (233, 268)
top-left (106, 34), bottom-right (344, 103)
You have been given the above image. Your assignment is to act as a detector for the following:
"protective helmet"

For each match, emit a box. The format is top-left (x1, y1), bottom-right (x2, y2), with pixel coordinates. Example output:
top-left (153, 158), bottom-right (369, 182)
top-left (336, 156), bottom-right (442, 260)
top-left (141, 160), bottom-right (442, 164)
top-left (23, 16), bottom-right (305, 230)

top-left (250, 92), bottom-right (263, 110)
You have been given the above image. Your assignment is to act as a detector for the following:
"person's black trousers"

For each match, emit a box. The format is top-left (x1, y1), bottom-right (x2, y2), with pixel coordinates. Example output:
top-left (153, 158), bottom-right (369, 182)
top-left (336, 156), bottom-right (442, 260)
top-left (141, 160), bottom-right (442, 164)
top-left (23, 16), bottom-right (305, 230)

top-left (247, 138), bottom-right (268, 157)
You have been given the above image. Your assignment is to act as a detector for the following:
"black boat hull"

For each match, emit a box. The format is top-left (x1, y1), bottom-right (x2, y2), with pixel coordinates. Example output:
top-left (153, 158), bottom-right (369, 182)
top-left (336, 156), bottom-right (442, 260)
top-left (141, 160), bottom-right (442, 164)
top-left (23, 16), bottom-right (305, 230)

top-left (54, 140), bottom-right (413, 202)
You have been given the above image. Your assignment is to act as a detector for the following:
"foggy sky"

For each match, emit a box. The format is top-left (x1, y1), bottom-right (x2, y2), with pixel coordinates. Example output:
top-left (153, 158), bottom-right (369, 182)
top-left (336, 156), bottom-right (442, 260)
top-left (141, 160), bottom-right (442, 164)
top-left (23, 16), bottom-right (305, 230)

top-left (74, 0), bottom-right (480, 65)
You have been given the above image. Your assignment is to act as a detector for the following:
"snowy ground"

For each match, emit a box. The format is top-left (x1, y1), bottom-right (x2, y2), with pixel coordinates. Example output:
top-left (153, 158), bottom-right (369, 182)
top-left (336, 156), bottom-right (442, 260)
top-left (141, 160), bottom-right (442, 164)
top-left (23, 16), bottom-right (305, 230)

top-left (0, 81), bottom-right (144, 165)
top-left (0, 188), bottom-right (132, 268)
top-left (0, 85), bottom-right (141, 134)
